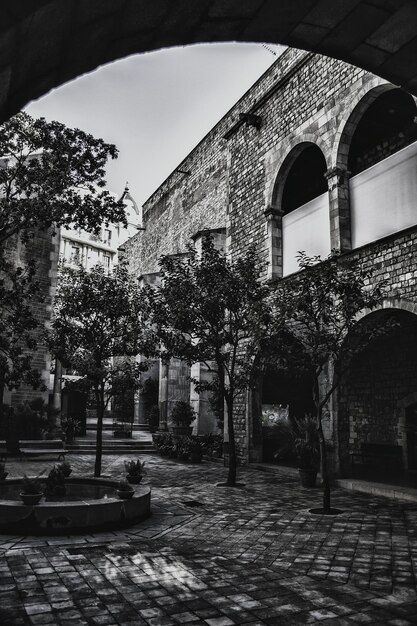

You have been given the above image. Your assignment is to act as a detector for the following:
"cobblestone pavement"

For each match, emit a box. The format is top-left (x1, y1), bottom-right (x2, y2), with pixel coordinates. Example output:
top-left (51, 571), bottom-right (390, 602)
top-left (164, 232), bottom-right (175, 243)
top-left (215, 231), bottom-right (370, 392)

top-left (1, 454), bottom-right (417, 625)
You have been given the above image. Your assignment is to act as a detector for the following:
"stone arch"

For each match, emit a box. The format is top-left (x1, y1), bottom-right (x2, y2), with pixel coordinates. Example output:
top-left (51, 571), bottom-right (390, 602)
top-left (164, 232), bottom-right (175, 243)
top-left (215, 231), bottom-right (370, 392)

top-left (337, 302), bottom-right (417, 477)
top-left (268, 141), bottom-right (330, 277)
top-left (332, 79), bottom-right (395, 169)
top-left (266, 134), bottom-right (330, 209)
top-left (330, 82), bottom-right (417, 253)
top-left (2, 2), bottom-right (417, 122)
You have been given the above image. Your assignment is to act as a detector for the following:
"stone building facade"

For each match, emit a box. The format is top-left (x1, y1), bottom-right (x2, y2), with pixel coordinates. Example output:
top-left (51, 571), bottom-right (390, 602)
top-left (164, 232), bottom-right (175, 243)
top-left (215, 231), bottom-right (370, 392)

top-left (124, 47), bottom-right (417, 475)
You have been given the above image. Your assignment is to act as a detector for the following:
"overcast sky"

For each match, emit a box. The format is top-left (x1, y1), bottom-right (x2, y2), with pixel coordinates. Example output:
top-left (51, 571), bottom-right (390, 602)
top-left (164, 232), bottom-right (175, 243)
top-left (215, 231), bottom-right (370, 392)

top-left (25, 43), bottom-right (285, 208)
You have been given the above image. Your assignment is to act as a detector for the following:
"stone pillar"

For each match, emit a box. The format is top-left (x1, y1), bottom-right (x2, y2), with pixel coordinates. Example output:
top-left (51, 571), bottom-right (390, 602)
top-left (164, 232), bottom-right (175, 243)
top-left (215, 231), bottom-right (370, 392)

top-left (325, 166), bottom-right (351, 253)
top-left (190, 361), bottom-right (218, 434)
top-left (158, 359), bottom-right (169, 431)
top-left (51, 359), bottom-right (62, 431)
top-left (264, 206), bottom-right (283, 280)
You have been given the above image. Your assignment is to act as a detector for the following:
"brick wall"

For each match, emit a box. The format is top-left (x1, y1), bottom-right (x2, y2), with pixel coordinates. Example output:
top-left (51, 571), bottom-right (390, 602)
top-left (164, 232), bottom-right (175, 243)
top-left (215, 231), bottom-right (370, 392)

top-left (124, 47), bottom-right (417, 468)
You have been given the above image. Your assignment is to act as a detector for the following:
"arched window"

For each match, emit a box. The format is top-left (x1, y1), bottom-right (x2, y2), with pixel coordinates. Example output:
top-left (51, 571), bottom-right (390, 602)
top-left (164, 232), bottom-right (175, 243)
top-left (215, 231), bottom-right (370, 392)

top-left (344, 88), bottom-right (417, 248)
top-left (276, 143), bottom-right (330, 276)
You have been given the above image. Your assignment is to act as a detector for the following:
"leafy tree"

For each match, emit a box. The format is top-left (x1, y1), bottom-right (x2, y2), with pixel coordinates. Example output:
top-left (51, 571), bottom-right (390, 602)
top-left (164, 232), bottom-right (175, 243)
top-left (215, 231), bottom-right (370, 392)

top-left (144, 236), bottom-right (273, 486)
top-left (0, 254), bottom-right (45, 417)
top-left (0, 111), bottom-right (127, 407)
top-left (271, 252), bottom-right (384, 512)
top-left (48, 263), bottom-right (151, 477)
top-left (0, 112), bottom-right (126, 244)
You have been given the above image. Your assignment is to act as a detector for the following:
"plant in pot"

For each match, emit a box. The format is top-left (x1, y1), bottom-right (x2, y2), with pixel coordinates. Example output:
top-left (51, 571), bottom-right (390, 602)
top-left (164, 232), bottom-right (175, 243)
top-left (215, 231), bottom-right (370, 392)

top-left (116, 479), bottom-right (135, 499)
top-left (124, 459), bottom-right (146, 484)
top-left (274, 416), bottom-right (320, 488)
top-left (20, 475), bottom-right (44, 505)
top-left (0, 458), bottom-right (7, 481)
top-left (169, 401), bottom-right (196, 437)
top-left (45, 462), bottom-right (72, 497)
top-left (61, 416), bottom-right (81, 444)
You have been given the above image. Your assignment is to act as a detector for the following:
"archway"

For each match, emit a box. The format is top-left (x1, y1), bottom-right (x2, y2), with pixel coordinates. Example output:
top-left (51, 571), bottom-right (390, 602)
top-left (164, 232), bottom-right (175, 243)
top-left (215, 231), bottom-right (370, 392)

top-left (337, 86), bottom-right (417, 250)
top-left (338, 308), bottom-right (417, 481)
top-left (274, 143), bottom-right (329, 275)
top-left (2, 2), bottom-right (417, 121)
top-left (260, 368), bottom-right (316, 464)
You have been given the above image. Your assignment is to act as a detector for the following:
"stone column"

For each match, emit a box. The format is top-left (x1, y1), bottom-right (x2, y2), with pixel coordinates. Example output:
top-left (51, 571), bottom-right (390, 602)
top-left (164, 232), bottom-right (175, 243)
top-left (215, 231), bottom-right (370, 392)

top-left (325, 166), bottom-right (351, 253)
top-left (158, 359), bottom-right (169, 431)
top-left (264, 206), bottom-right (283, 280)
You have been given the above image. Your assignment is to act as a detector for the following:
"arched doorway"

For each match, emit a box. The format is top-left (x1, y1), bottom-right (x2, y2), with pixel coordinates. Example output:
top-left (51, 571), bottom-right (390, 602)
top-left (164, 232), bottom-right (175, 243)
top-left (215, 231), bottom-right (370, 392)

top-left (338, 308), bottom-right (417, 480)
top-left (261, 367), bottom-right (316, 463)
top-left (275, 143), bottom-right (329, 276)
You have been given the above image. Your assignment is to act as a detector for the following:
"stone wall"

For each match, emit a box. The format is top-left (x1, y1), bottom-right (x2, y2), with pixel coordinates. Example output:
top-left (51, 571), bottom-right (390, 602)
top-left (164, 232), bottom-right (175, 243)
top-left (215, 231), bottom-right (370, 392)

top-left (124, 47), bottom-right (417, 468)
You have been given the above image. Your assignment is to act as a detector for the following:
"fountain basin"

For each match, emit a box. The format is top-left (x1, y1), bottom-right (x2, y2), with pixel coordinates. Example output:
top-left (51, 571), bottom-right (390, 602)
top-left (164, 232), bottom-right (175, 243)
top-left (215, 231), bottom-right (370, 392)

top-left (0, 477), bottom-right (151, 535)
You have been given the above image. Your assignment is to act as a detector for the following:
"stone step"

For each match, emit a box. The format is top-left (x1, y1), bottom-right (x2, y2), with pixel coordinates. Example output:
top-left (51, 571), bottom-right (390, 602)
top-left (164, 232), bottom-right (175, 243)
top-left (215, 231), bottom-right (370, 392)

top-left (66, 444), bottom-right (155, 455)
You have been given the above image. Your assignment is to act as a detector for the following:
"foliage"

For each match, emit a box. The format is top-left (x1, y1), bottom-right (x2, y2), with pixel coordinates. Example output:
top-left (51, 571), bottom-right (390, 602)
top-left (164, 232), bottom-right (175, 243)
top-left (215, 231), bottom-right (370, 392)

top-left (124, 459), bottom-right (146, 477)
top-left (274, 416), bottom-right (319, 470)
top-left (0, 112), bottom-right (127, 407)
top-left (117, 479), bottom-right (134, 492)
top-left (0, 112), bottom-right (126, 245)
top-left (152, 432), bottom-right (176, 457)
top-left (21, 475), bottom-right (43, 495)
top-left (61, 416), bottom-right (81, 439)
top-left (48, 262), bottom-right (152, 477)
top-left (0, 255), bottom-right (44, 407)
top-left (198, 433), bottom-right (223, 458)
top-left (45, 462), bottom-right (71, 497)
top-left (271, 252), bottom-right (385, 510)
top-left (170, 401), bottom-right (196, 427)
top-left (143, 236), bottom-right (273, 486)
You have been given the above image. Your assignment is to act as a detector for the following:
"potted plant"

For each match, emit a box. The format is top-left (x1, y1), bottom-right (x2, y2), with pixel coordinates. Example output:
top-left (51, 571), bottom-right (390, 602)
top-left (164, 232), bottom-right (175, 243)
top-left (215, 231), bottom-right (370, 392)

top-left (61, 416), bottom-right (81, 444)
top-left (274, 416), bottom-right (320, 488)
top-left (44, 462), bottom-right (72, 497)
top-left (116, 479), bottom-right (135, 499)
top-left (20, 475), bottom-right (44, 505)
top-left (0, 458), bottom-right (8, 482)
top-left (124, 459), bottom-right (146, 484)
top-left (169, 401), bottom-right (196, 437)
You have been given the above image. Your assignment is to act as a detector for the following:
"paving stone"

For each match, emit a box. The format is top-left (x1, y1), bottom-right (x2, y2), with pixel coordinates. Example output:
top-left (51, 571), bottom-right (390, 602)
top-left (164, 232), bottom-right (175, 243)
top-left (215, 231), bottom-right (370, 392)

top-left (1, 454), bottom-right (417, 624)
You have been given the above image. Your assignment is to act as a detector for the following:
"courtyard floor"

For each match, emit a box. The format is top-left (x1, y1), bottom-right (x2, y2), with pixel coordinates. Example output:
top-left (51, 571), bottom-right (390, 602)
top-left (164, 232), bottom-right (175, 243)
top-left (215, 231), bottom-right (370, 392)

top-left (1, 454), bottom-right (417, 625)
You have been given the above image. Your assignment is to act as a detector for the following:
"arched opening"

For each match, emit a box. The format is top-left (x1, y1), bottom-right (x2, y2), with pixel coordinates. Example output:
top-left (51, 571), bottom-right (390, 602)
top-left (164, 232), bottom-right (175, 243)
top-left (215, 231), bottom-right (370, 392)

top-left (282, 144), bottom-right (328, 215)
top-left (343, 88), bottom-right (417, 249)
top-left (275, 143), bottom-right (329, 276)
top-left (348, 89), bottom-right (417, 176)
top-left (2, 3), bottom-right (417, 121)
top-left (338, 309), bottom-right (417, 484)
top-left (261, 368), bottom-right (315, 464)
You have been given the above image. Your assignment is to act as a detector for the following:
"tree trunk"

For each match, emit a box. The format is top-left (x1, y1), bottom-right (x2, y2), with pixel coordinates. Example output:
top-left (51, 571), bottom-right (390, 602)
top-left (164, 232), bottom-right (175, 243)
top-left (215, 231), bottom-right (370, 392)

top-left (94, 386), bottom-right (104, 477)
top-left (314, 377), bottom-right (331, 512)
top-left (226, 398), bottom-right (237, 486)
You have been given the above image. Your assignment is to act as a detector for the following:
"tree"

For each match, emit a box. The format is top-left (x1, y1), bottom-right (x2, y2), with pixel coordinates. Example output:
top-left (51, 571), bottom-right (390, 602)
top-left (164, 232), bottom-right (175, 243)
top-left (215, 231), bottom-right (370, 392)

top-left (48, 263), bottom-right (151, 477)
top-left (271, 252), bottom-right (384, 512)
top-left (0, 111), bottom-right (127, 407)
top-left (0, 112), bottom-right (126, 245)
top-left (0, 254), bottom-right (45, 417)
top-left (144, 236), bottom-right (273, 486)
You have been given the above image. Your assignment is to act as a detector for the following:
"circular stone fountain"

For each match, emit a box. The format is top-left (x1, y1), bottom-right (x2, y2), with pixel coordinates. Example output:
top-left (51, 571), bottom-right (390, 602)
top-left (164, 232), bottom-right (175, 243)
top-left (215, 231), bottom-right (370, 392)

top-left (0, 478), bottom-right (151, 535)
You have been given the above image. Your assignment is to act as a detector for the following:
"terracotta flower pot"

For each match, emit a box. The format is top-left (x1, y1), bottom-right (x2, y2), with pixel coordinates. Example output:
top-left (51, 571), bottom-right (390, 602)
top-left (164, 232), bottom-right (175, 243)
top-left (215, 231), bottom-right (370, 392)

top-left (117, 489), bottom-right (134, 499)
top-left (20, 492), bottom-right (43, 505)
